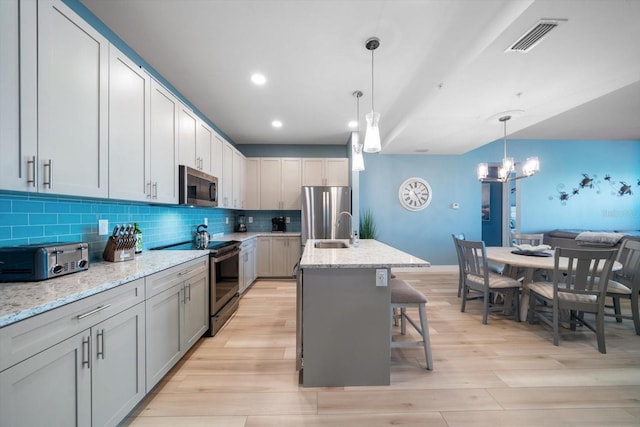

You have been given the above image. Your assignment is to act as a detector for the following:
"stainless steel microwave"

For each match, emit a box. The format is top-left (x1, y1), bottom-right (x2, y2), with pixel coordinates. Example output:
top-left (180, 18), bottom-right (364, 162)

top-left (178, 165), bottom-right (218, 207)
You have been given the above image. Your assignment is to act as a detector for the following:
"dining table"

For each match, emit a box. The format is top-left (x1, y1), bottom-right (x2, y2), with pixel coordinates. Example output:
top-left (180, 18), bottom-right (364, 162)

top-left (485, 246), bottom-right (622, 321)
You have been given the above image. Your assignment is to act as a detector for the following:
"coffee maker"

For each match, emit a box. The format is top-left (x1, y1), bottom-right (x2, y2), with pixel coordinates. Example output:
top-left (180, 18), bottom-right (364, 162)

top-left (236, 215), bottom-right (247, 232)
top-left (271, 216), bottom-right (286, 232)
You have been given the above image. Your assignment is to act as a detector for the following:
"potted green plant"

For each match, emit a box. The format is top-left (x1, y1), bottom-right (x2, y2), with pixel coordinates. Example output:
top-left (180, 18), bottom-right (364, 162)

top-left (359, 209), bottom-right (378, 239)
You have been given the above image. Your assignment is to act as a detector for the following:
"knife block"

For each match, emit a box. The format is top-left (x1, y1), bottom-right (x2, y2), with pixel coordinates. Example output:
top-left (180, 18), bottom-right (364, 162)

top-left (102, 237), bottom-right (136, 262)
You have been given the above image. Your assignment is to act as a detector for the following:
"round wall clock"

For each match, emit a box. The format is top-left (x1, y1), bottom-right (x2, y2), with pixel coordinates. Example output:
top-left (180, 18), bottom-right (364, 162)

top-left (398, 177), bottom-right (432, 211)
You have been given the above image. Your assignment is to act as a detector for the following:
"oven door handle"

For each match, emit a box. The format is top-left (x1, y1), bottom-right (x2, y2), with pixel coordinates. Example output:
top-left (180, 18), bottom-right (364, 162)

top-left (213, 248), bottom-right (240, 263)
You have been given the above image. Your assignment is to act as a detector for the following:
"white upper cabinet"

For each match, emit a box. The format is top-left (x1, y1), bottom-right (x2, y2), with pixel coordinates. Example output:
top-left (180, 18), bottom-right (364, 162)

top-left (325, 158), bottom-right (350, 186)
top-left (211, 133), bottom-right (224, 181)
top-left (302, 158), bottom-right (349, 187)
top-left (178, 104), bottom-right (198, 169)
top-left (245, 158), bottom-right (260, 210)
top-left (196, 120), bottom-right (213, 174)
top-left (37, 0), bottom-right (109, 198)
top-left (108, 45), bottom-right (150, 202)
top-left (221, 141), bottom-right (234, 207)
top-left (259, 158), bottom-right (301, 210)
top-left (149, 80), bottom-right (179, 203)
top-left (232, 149), bottom-right (244, 209)
top-left (0, 0), bottom-right (24, 192)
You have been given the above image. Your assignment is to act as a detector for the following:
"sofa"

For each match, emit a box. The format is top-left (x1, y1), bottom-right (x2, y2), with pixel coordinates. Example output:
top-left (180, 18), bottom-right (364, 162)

top-left (543, 229), bottom-right (640, 250)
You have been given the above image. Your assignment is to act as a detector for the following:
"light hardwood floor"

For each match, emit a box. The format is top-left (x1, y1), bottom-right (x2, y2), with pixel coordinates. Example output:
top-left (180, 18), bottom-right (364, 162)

top-left (123, 269), bottom-right (640, 426)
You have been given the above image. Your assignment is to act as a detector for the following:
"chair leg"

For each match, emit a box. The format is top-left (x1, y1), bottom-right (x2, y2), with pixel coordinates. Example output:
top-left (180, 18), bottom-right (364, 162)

top-left (596, 311), bottom-right (606, 354)
top-left (392, 307), bottom-right (399, 326)
top-left (460, 285), bottom-right (468, 313)
top-left (400, 307), bottom-right (407, 335)
top-left (528, 291), bottom-right (536, 324)
top-left (552, 303), bottom-right (560, 346)
top-left (482, 290), bottom-right (489, 325)
top-left (418, 304), bottom-right (433, 371)
top-left (457, 274), bottom-right (463, 298)
top-left (613, 297), bottom-right (623, 323)
top-left (632, 291), bottom-right (640, 336)
top-left (513, 288), bottom-right (520, 322)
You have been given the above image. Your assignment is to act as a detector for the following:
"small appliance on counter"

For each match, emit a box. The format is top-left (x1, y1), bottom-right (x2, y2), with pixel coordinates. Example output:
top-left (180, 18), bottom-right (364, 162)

top-left (236, 215), bottom-right (247, 232)
top-left (272, 216), bottom-right (286, 232)
top-left (0, 242), bottom-right (89, 282)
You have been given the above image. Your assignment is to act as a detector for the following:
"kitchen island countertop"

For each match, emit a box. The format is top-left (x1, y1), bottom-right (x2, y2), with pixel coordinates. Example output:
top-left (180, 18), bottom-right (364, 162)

top-left (300, 239), bottom-right (430, 269)
top-left (0, 251), bottom-right (208, 328)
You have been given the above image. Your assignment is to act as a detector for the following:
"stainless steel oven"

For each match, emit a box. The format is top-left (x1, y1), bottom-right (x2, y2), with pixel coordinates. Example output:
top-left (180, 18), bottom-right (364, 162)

top-left (209, 242), bottom-right (241, 336)
top-left (151, 239), bottom-right (241, 337)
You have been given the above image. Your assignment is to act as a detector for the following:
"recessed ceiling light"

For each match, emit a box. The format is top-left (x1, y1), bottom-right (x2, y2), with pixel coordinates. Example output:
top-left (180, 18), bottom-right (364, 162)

top-left (251, 73), bottom-right (266, 85)
top-left (271, 120), bottom-right (283, 128)
top-left (348, 120), bottom-right (358, 129)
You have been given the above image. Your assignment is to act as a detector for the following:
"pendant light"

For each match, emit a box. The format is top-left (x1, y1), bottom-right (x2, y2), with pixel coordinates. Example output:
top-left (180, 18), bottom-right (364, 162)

top-left (352, 90), bottom-right (365, 171)
top-left (363, 37), bottom-right (381, 153)
top-left (477, 115), bottom-right (540, 182)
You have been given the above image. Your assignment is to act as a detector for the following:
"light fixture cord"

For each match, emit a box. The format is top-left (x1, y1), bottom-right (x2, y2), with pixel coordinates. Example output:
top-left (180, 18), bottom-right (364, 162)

top-left (503, 118), bottom-right (507, 160)
top-left (371, 48), bottom-right (375, 111)
top-left (356, 93), bottom-right (360, 134)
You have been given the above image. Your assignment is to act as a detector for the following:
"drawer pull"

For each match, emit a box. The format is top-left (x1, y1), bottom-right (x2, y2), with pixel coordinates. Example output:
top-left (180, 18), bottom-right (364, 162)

top-left (178, 269), bottom-right (193, 277)
top-left (77, 304), bottom-right (111, 320)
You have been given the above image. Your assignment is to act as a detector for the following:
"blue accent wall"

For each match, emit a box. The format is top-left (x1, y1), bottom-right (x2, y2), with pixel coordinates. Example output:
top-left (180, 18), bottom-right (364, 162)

top-left (359, 140), bottom-right (640, 265)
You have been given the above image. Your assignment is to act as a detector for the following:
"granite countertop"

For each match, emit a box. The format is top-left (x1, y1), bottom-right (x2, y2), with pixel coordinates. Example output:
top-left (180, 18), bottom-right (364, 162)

top-left (0, 251), bottom-right (209, 328)
top-left (300, 239), bottom-right (430, 269)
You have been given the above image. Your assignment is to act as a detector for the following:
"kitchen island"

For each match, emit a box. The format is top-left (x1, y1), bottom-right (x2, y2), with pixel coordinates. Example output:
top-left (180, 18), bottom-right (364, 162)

top-left (298, 239), bottom-right (429, 387)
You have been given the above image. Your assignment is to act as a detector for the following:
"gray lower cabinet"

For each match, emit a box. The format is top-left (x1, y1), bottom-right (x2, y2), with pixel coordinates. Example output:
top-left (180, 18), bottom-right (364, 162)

top-left (0, 280), bottom-right (145, 427)
top-left (145, 257), bottom-right (209, 392)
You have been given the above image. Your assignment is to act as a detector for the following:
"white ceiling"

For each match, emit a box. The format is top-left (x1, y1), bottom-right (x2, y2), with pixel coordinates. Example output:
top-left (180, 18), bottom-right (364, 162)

top-left (80, 0), bottom-right (640, 154)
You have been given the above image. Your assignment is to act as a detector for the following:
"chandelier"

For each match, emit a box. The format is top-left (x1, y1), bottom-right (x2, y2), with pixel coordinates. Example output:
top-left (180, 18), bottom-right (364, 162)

top-left (477, 115), bottom-right (539, 182)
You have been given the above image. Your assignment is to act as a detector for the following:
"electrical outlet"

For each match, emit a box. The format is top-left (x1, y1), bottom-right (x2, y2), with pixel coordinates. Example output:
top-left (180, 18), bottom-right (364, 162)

top-left (285, 216), bottom-right (291, 223)
top-left (376, 269), bottom-right (388, 287)
top-left (225, 217), bottom-right (229, 224)
top-left (98, 219), bottom-right (109, 235)
top-left (248, 216), bottom-right (253, 223)
top-left (204, 218), bottom-right (208, 226)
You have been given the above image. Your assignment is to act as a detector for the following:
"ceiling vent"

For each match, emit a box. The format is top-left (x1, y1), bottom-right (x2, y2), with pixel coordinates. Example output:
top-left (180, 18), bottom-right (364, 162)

top-left (506, 19), bottom-right (565, 53)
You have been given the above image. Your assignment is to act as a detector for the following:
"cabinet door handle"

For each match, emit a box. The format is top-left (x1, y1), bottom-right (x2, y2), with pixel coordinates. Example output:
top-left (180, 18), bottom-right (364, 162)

top-left (146, 181), bottom-right (152, 199)
top-left (27, 156), bottom-right (36, 187)
top-left (82, 336), bottom-right (91, 369)
top-left (77, 304), bottom-right (111, 320)
top-left (43, 159), bottom-right (52, 188)
top-left (186, 283), bottom-right (191, 301)
top-left (96, 329), bottom-right (105, 359)
top-left (152, 182), bottom-right (158, 199)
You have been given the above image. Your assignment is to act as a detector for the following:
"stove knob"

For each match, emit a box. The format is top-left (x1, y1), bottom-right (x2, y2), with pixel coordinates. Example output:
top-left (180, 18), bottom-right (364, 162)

top-left (52, 265), bottom-right (63, 274)
top-left (78, 259), bottom-right (88, 268)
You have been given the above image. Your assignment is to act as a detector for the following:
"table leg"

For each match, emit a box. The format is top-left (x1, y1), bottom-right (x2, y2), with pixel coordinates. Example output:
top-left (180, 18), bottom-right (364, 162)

top-left (519, 268), bottom-right (534, 322)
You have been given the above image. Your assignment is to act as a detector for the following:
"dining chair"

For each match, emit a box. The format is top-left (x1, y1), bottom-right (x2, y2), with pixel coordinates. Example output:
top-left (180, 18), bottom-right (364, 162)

top-left (511, 233), bottom-right (544, 246)
top-left (458, 239), bottom-right (521, 324)
top-left (527, 247), bottom-right (618, 353)
top-left (451, 233), bottom-right (466, 297)
top-left (390, 279), bottom-right (433, 370)
top-left (604, 239), bottom-right (640, 335)
top-left (508, 233), bottom-right (548, 281)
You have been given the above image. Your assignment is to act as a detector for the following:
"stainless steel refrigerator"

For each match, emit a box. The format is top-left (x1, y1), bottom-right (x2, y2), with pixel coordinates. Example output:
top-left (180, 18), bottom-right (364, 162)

top-left (301, 186), bottom-right (351, 246)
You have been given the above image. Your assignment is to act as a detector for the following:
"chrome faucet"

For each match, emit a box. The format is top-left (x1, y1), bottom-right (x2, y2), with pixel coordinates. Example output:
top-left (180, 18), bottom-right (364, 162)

top-left (335, 211), bottom-right (354, 245)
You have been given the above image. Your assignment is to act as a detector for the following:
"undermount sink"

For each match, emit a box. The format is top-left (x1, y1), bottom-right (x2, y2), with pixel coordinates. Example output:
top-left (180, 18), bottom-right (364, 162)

top-left (314, 240), bottom-right (349, 249)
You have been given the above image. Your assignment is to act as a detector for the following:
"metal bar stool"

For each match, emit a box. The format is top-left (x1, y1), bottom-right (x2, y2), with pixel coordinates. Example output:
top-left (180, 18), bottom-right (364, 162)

top-left (390, 279), bottom-right (433, 370)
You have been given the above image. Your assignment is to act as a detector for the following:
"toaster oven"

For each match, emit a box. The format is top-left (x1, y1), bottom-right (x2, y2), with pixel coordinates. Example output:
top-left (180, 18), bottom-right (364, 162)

top-left (0, 242), bottom-right (89, 282)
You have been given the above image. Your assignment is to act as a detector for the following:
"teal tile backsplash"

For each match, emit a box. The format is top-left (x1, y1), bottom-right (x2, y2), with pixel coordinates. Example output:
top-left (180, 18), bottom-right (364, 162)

top-left (0, 192), bottom-right (301, 261)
